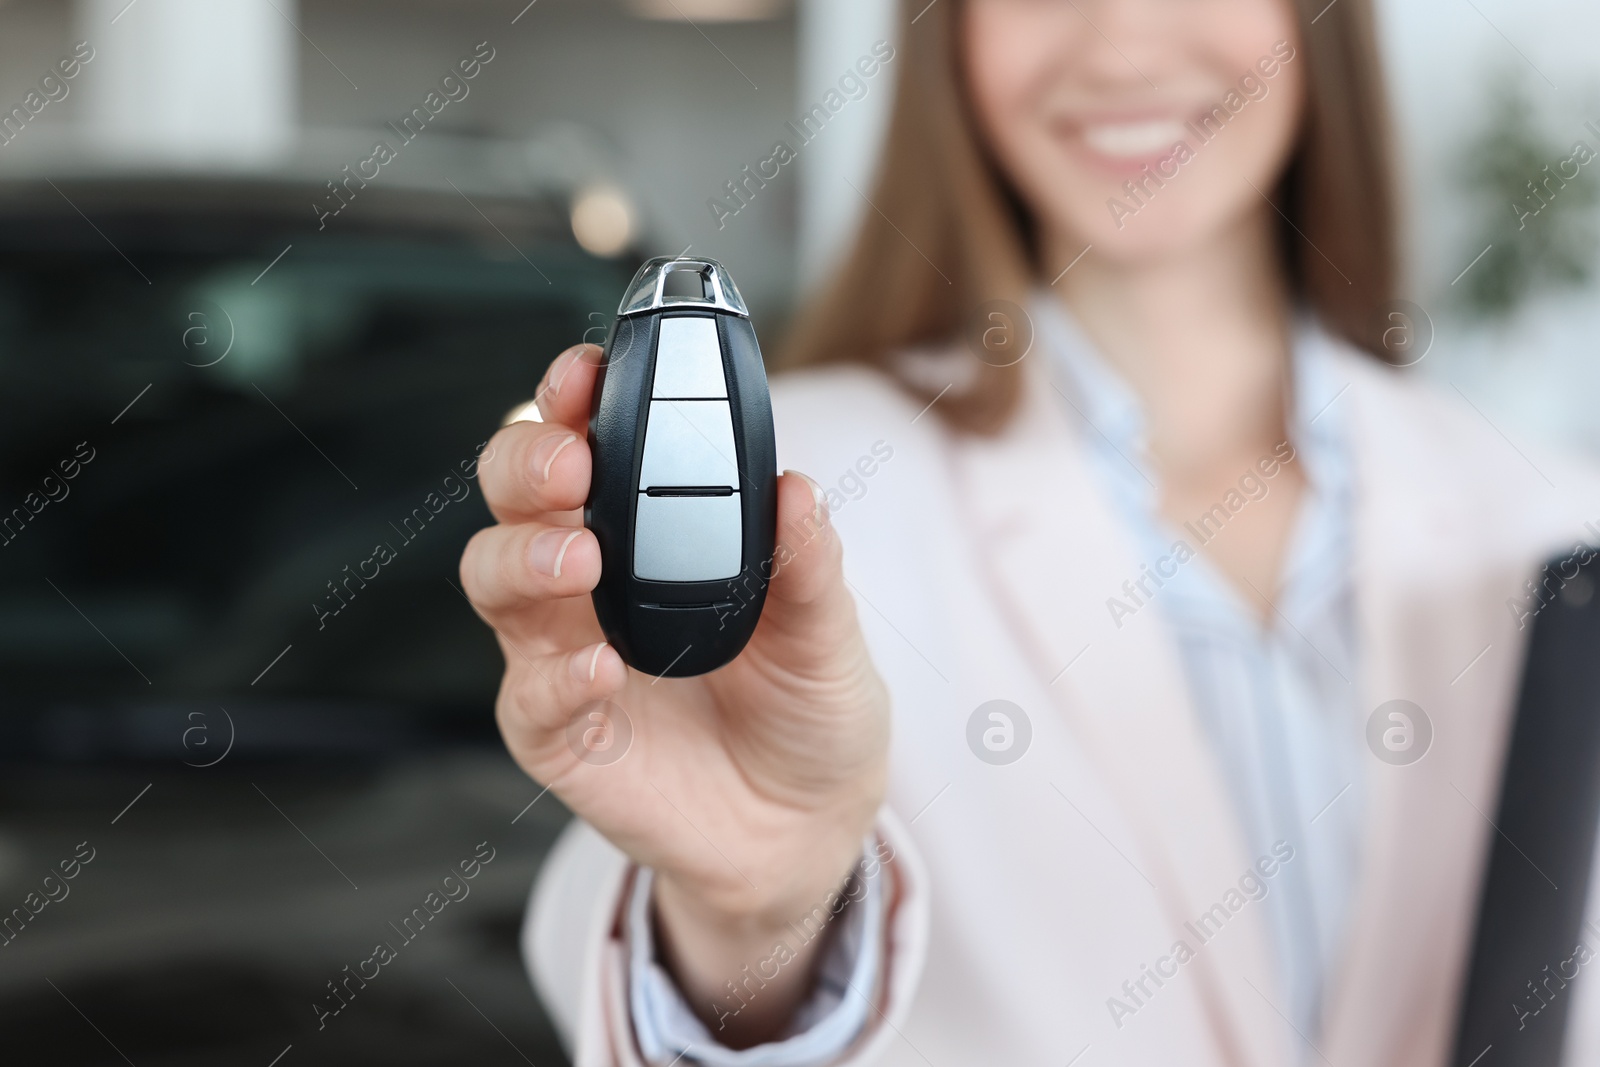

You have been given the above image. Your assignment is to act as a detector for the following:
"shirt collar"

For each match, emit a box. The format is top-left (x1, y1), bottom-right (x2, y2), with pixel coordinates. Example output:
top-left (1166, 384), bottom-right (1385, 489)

top-left (1029, 290), bottom-right (1356, 634)
top-left (1029, 290), bottom-right (1348, 493)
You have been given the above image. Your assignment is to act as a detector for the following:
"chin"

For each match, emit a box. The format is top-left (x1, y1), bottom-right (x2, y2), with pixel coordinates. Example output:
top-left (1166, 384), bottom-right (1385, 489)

top-left (1043, 193), bottom-right (1222, 265)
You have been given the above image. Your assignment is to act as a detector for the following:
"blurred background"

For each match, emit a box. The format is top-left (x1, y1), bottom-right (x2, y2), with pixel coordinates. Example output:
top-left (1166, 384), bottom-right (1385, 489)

top-left (0, 0), bottom-right (1596, 1063)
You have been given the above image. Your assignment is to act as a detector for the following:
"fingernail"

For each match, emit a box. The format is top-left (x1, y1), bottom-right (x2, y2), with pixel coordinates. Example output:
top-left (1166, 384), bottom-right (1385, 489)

top-left (786, 469), bottom-right (828, 522)
top-left (570, 642), bottom-right (607, 683)
top-left (549, 346), bottom-right (587, 398)
top-left (532, 433), bottom-right (578, 483)
top-left (530, 528), bottom-right (583, 579)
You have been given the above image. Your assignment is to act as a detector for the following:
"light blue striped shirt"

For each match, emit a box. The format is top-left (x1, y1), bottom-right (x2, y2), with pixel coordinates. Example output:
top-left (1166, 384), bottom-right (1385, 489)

top-left (1036, 295), bottom-right (1366, 1052)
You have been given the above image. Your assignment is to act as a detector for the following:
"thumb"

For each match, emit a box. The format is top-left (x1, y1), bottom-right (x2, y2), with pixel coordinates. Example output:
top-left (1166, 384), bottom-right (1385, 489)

top-left (752, 471), bottom-right (859, 657)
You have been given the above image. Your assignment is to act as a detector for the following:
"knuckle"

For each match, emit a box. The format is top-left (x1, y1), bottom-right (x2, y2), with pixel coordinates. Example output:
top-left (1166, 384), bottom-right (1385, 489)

top-left (495, 675), bottom-right (539, 734)
top-left (500, 660), bottom-right (565, 734)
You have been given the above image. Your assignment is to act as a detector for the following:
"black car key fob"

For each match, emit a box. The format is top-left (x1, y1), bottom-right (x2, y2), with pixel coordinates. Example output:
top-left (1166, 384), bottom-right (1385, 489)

top-left (585, 257), bottom-right (777, 677)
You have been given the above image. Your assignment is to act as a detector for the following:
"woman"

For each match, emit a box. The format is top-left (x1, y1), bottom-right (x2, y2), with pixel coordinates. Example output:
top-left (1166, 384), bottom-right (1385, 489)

top-left (461, 0), bottom-right (1600, 1063)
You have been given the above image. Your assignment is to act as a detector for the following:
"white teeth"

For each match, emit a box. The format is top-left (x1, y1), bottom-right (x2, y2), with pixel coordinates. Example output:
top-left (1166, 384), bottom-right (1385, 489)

top-left (1081, 119), bottom-right (1188, 158)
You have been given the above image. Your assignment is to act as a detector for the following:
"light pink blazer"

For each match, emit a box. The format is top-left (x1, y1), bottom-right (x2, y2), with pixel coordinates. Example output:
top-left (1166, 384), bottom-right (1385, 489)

top-left (522, 337), bottom-right (1600, 1066)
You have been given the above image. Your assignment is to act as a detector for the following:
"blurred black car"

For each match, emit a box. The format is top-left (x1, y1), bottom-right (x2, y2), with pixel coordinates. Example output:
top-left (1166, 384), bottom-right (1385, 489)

top-left (0, 174), bottom-right (634, 1066)
top-left (0, 175), bottom-right (633, 756)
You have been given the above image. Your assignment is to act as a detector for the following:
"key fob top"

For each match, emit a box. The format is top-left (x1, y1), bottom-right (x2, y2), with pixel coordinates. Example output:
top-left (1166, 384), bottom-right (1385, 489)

top-left (585, 257), bottom-right (777, 677)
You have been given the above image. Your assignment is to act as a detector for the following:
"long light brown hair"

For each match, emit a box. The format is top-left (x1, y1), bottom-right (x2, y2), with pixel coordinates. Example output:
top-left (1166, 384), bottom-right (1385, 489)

top-left (781, 0), bottom-right (1397, 433)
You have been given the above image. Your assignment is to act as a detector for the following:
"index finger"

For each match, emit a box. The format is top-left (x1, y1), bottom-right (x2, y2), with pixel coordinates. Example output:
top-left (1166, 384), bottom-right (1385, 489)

top-left (534, 343), bottom-right (605, 432)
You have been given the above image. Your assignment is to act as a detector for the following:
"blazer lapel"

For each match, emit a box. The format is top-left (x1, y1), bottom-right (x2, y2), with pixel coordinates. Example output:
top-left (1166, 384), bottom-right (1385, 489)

top-left (1319, 355), bottom-right (1540, 1067)
top-left (951, 356), bottom-right (1292, 1067)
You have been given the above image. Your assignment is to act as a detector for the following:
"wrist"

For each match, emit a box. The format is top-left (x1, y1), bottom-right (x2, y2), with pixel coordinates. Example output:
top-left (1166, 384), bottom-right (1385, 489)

top-left (659, 778), bottom-right (882, 919)
top-left (649, 834), bottom-right (874, 1046)
top-left (654, 824), bottom-right (865, 938)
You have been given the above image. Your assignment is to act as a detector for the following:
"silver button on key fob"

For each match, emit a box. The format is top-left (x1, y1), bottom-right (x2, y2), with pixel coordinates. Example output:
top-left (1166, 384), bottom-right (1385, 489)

top-left (585, 257), bottom-right (777, 677)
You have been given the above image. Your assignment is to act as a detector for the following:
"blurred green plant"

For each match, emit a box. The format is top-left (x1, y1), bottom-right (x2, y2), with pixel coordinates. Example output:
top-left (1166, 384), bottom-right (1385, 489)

top-left (1456, 68), bottom-right (1599, 318)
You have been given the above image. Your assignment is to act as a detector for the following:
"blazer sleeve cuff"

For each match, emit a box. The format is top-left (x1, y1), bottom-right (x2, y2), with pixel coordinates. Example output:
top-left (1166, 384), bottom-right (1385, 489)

top-left (526, 809), bottom-right (929, 1067)
top-left (624, 843), bottom-right (882, 1066)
